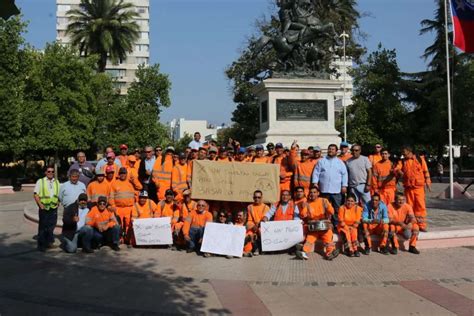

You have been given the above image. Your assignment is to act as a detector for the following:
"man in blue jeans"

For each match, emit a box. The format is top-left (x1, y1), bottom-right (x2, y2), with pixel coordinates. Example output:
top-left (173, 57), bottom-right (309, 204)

top-left (312, 144), bottom-right (348, 226)
top-left (82, 196), bottom-right (121, 252)
top-left (346, 144), bottom-right (372, 205)
top-left (61, 193), bottom-right (90, 253)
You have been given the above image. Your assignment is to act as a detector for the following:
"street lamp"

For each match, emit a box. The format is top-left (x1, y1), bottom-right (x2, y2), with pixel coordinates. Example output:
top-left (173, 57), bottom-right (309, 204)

top-left (339, 31), bottom-right (349, 142)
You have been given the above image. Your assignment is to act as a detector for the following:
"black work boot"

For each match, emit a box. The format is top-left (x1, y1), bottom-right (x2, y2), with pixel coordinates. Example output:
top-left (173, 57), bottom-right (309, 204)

top-left (364, 246), bottom-right (371, 255)
top-left (408, 246), bottom-right (420, 255)
top-left (380, 246), bottom-right (389, 255)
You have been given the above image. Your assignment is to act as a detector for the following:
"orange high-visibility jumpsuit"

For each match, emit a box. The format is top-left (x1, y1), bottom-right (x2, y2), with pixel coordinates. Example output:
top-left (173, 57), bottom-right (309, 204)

top-left (109, 179), bottom-right (135, 243)
top-left (183, 211), bottom-right (213, 238)
top-left (373, 160), bottom-right (397, 205)
top-left (246, 203), bottom-right (270, 250)
top-left (87, 179), bottom-right (111, 205)
top-left (118, 155), bottom-right (129, 168)
top-left (289, 148), bottom-right (316, 196)
top-left (299, 198), bottom-right (335, 255)
top-left (234, 222), bottom-right (253, 253)
top-left (397, 156), bottom-right (431, 230)
top-left (152, 154), bottom-right (174, 200)
top-left (251, 156), bottom-right (269, 164)
top-left (388, 202), bottom-right (419, 248)
top-left (126, 166), bottom-right (143, 200)
top-left (131, 200), bottom-right (158, 219)
top-left (369, 153), bottom-right (382, 194)
top-left (271, 154), bottom-right (293, 192)
top-left (337, 205), bottom-right (362, 253)
top-left (271, 201), bottom-right (297, 221)
top-left (171, 163), bottom-right (189, 202)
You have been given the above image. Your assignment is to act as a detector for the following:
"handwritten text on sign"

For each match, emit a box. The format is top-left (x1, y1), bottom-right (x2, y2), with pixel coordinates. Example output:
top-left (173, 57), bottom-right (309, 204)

top-left (133, 217), bottom-right (173, 245)
top-left (200, 222), bottom-right (246, 257)
top-left (191, 160), bottom-right (279, 203)
top-left (260, 220), bottom-right (304, 252)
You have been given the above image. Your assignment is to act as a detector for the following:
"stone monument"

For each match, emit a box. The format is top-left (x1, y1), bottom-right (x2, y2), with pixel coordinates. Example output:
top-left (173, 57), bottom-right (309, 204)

top-left (254, 78), bottom-right (341, 149)
top-left (252, 0), bottom-right (343, 149)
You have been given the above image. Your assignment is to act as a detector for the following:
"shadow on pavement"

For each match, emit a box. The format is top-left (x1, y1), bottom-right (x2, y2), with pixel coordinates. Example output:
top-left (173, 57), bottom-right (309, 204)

top-left (0, 232), bottom-right (230, 315)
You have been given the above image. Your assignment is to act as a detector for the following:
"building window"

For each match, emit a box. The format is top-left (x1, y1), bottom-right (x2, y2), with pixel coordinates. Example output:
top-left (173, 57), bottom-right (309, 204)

top-left (57, 4), bottom-right (71, 11)
top-left (135, 44), bottom-right (149, 52)
top-left (136, 57), bottom-right (149, 65)
top-left (57, 30), bottom-right (66, 38)
top-left (107, 69), bottom-right (126, 78)
top-left (140, 32), bottom-right (149, 40)
top-left (136, 6), bottom-right (148, 14)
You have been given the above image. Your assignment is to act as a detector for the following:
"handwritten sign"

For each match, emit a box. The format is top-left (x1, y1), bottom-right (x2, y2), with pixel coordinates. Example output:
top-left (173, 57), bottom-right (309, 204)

top-left (200, 222), bottom-right (246, 257)
top-left (133, 217), bottom-right (173, 245)
top-left (191, 160), bottom-right (279, 202)
top-left (260, 220), bottom-right (304, 252)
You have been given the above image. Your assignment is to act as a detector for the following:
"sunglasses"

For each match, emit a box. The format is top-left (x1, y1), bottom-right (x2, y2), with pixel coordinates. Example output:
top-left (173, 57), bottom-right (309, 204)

top-left (253, 196), bottom-right (262, 199)
top-left (197, 204), bottom-right (206, 207)
top-left (219, 214), bottom-right (227, 217)
top-left (145, 151), bottom-right (152, 153)
top-left (46, 171), bottom-right (55, 174)
top-left (375, 146), bottom-right (382, 148)
top-left (98, 201), bottom-right (107, 205)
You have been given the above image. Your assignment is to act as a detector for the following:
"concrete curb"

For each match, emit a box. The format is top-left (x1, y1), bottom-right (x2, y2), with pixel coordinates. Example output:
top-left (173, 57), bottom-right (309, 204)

top-left (0, 186), bottom-right (15, 194)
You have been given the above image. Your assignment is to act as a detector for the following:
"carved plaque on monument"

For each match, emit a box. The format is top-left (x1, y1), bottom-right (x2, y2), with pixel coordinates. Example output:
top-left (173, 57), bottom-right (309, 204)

top-left (276, 99), bottom-right (328, 121)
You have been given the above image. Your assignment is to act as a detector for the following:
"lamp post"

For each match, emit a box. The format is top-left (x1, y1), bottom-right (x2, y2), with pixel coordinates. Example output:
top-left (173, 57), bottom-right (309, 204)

top-left (339, 31), bottom-right (349, 142)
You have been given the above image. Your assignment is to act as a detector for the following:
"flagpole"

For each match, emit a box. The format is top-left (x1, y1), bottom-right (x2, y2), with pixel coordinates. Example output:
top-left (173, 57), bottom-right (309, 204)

top-left (444, 0), bottom-right (454, 199)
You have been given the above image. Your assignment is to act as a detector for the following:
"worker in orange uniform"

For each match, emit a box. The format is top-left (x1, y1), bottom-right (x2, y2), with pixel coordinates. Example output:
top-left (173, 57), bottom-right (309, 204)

top-left (373, 148), bottom-right (397, 205)
top-left (251, 145), bottom-right (268, 163)
top-left (186, 147), bottom-right (207, 189)
top-left (108, 167), bottom-right (136, 245)
top-left (396, 146), bottom-right (431, 232)
top-left (101, 152), bottom-right (120, 177)
top-left (126, 155), bottom-right (143, 200)
top-left (388, 192), bottom-right (420, 254)
top-left (118, 144), bottom-right (129, 167)
top-left (293, 186), bottom-right (307, 208)
top-left (246, 190), bottom-right (270, 256)
top-left (265, 143), bottom-right (276, 160)
top-left (289, 143), bottom-right (317, 196)
top-left (155, 189), bottom-right (182, 248)
top-left (82, 196), bottom-right (121, 252)
top-left (131, 190), bottom-right (157, 219)
top-left (338, 141), bottom-right (352, 162)
top-left (368, 144), bottom-right (383, 194)
top-left (262, 190), bottom-right (300, 222)
top-left (86, 170), bottom-right (111, 207)
top-left (215, 147), bottom-right (233, 162)
top-left (270, 142), bottom-right (293, 192)
top-left (104, 165), bottom-right (116, 186)
top-left (183, 200), bottom-right (213, 256)
top-left (171, 153), bottom-right (189, 203)
top-left (295, 186), bottom-right (339, 260)
top-left (181, 189), bottom-right (196, 216)
top-left (152, 146), bottom-right (175, 201)
top-left (361, 193), bottom-right (389, 255)
top-left (231, 209), bottom-right (253, 257)
top-left (337, 194), bottom-right (362, 257)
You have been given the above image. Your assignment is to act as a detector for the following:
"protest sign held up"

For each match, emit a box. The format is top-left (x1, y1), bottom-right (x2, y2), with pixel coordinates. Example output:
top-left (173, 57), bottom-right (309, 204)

top-left (133, 217), bottom-right (173, 246)
top-left (191, 160), bottom-right (280, 203)
top-left (260, 220), bottom-right (304, 252)
top-left (200, 222), bottom-right (246, 257)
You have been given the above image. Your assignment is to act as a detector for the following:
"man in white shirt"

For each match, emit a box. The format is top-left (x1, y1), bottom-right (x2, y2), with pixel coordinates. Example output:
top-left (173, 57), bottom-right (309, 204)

top-left (188, 132), bottom-right (204, 150)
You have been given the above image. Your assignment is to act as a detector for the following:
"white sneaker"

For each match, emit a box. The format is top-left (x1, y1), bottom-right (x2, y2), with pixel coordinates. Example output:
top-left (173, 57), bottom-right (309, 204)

top-left (296, 250), bottom-right (308, 260)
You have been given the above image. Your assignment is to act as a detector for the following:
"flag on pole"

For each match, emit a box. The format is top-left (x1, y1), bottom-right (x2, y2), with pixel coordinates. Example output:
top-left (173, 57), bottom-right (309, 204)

top-left (450, 0), bottom-right (474, 53)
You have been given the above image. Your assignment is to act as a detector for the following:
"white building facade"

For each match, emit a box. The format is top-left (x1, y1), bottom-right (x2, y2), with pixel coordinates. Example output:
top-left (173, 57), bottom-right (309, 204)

top-left (56, 0), bottom-right (150, 94)
top-left (169, 119), bottom-right (218, 142)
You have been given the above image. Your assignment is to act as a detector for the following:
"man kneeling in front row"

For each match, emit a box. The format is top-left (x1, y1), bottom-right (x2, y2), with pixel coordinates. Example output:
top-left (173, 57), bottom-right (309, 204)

top-left (183, 200), bottom-right (212, 257)
top-left (81, 196), bottom-right (121, 252)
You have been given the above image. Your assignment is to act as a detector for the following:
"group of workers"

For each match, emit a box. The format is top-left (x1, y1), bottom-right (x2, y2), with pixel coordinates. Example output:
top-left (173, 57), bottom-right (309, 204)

top-left (33, 131), bottom-right (431, 260)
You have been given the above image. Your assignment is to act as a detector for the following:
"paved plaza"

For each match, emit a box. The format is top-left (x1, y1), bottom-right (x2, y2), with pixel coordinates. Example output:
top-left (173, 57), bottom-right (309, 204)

top-left (1, 191), bottom-right (473, 315)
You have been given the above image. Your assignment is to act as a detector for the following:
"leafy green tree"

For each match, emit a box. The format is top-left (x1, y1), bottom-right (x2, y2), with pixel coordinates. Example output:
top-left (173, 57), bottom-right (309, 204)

top-left (344, 45), bottom-right (409, 149)
top-left (95, 64), bottom-right (171, 149)
top-left (66, 0), bottom-right (140, 72)
top-left (0, 16), bottom-right (28, 159)
top-left (226, 0), bottom-right (363, 144)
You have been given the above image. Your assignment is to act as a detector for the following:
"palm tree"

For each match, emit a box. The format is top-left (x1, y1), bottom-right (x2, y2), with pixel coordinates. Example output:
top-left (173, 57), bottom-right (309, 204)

top-left (66, 0), bottom-right (140, 72)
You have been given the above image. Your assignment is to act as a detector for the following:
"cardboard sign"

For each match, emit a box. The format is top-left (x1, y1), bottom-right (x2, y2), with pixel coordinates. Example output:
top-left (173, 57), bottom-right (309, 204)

top-left (191, 160), bottom-right (279, 202)
top-left (133, 217), bottom-right (173, 245)
top-left (200, 222), bottom-right (246, 257)
top-left (260, 220), bottom-right (304, 252)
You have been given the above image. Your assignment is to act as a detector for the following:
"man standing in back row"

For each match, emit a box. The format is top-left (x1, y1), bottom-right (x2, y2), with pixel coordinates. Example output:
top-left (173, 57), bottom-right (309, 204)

top-left (346, 144), bottom-right (372, 205)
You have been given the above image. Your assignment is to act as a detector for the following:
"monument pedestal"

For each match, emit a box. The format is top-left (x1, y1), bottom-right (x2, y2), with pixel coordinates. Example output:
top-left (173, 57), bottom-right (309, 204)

top-left (254, 78), bottom-right (341, 150)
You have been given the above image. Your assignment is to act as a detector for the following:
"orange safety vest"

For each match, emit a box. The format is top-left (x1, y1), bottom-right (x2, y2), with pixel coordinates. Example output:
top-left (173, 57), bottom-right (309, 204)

top-left (251, 156), bottom-right (269, 164)
top-left (109, 179), bottom-right (135, 207)
top-left (273, 201), bottom-right (296, 221)
top-left (246, 203), bottom-right (270, 229)
top-left (373, 160), bottom-right (397, 189)
top-left (132, 200), bottom-right (157, 219)
top-left (171, 163), bottom-right (189, 196)
top-left (87, 179), bottom-right (111, 203)
top-left (398, 156), bottom-right (431, 188)
top-left (338, 205), bottom-right (362, 226)
top-left (152, 154), bottom-right (174, 190)
top-left (157, 200), bottom-right (180, 223)
top-left (300, 198), bottom-right (332, 221)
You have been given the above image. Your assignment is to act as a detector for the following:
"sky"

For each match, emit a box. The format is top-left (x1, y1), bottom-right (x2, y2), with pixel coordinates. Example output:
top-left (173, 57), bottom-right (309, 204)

top-left (16, 0), bottom-right (437, 125)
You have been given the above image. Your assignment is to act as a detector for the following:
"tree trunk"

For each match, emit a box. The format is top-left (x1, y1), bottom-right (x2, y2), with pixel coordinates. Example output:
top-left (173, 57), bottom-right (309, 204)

top-left (98, 53), bottom-right (107, 73)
